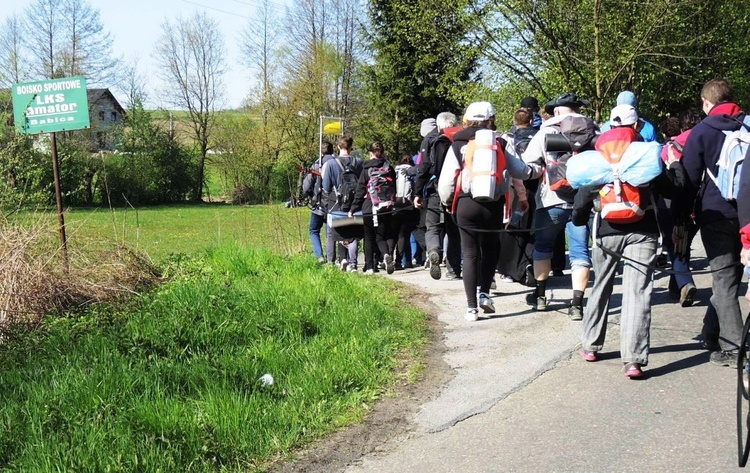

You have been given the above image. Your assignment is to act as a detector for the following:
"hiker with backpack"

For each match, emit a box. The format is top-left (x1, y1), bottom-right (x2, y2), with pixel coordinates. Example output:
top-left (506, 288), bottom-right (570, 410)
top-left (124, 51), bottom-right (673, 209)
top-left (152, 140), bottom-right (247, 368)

top-left (393, 154), bottom-right (420, 269)
top-left (349, 141), bottom-right (399, 275)
top-left (661, 108), bottom-right (702, 307)
top-left (321, 135), bottom-right (363, 271)
top-left (600, 91), bottom-right (658, 142)
top-left (521, 92), bottom-right (599, 320)
top-left (680, 78), bottom-right (749, 368)
top-left (438, 101), bottom-right (538, 321)
top-left (302, 141), bottom-right (335, 263)
top-left (570, 104), bottom-right (679, 378)
top-left (415, 112), bottom-right (464, 281)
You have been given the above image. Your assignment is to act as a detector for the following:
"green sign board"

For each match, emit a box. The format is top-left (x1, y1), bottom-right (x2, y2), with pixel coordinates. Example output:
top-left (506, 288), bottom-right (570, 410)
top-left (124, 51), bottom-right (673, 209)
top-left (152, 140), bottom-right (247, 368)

top-left (12, 76), bottom-right (91, 134)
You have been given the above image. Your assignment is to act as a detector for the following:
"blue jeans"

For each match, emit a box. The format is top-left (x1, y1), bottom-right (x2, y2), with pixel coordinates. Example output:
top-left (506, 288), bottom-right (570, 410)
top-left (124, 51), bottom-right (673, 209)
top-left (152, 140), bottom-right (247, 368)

top-left (533, 206), bottom-right (591, 269)
top-left (309, 212), bottom-right (326, 259)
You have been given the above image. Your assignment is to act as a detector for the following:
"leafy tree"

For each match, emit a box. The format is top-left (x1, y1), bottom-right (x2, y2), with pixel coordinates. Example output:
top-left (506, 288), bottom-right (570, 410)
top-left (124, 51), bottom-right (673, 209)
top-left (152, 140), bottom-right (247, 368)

top-left (154, 12), bottom-right (226, 202)
top-left (360, 0), bottom-right (480, 155)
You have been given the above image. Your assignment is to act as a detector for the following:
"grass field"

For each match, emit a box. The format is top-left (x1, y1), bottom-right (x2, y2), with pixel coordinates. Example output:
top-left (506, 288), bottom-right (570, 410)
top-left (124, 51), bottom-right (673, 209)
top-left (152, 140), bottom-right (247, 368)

top-left (56, 203), bottom-right (311, 263)
top-left (0, 204), bottom-right (429, 471)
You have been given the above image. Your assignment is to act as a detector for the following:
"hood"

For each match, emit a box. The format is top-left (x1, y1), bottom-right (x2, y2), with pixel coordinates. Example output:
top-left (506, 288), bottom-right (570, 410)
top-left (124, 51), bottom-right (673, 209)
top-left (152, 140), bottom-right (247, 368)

top-left (362, 156), bottom-right (388, 169)
top-left (420, 118), bottom-right (437, 137)
top-left (702, 102), bottom-right (746, 131)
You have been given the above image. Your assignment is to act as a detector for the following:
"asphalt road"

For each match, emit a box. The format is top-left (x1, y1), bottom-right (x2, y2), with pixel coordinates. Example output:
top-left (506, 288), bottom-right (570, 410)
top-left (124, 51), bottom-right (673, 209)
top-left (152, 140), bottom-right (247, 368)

top-left (345, 238), bottom-right (747, 473)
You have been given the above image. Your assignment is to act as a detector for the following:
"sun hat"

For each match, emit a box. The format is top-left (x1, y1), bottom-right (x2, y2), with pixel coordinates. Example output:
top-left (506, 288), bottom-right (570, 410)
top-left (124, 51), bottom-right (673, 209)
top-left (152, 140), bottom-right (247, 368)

top-left (616, 91), bottom-right (638, 107)
top-left (544, 92), bottom-right (590, 114)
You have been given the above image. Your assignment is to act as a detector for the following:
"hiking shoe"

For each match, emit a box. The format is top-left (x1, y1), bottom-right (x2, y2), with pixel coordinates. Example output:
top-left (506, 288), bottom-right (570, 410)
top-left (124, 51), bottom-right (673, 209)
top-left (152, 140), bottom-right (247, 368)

top-left (339, 259), bottom-right (348, 271)
top-left (465, 308), bottom-right (479, 322)
top-left (497, 274), bottom-right (515, 283)
top-left (568, 304), bottom-right (583, 321)
top-left (580, 350), bottom-right (597, 362)
top-left (624, 362), bottom-right (643, 378)
top-left (710, 350), bottom-right (739, 368)
top-left (530, 295), bottom-right (547, 311)
top-left (680, 283), bottom-right (697, 307)
top-left (479, 293), bottom-right (495, 313)
top-left (428, 251), bottom-right (442, 280)
top-left (384, 254), bottom-right (395, 275)
top-left (317, 257), bottom-right (326, 264)
top-left (347, 264), bottom-right (357, 272)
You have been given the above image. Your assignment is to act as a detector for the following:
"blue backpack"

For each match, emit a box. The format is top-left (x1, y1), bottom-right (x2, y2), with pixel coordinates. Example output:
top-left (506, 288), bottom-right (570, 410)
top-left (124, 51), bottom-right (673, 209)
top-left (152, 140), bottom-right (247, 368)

top-left (706, 115), bottom-right (750, 201)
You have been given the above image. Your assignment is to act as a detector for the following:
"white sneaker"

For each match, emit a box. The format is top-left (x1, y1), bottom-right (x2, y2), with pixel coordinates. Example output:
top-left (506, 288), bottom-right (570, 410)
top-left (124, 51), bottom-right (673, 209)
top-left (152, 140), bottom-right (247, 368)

top-left (347, 264), bottom-right (357, 272)
top-left (479, 293), bottom-right (495, 313)
top-left (465, 308), bottom-right (479, 322)
top-left (339, 259), bottom-right (348, 271)
top-left (364, 269), bottom-right (375, 275)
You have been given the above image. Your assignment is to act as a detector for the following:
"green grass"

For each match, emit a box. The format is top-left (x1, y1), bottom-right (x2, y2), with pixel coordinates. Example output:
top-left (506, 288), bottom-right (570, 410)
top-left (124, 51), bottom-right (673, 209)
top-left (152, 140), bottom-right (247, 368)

top-left (0, 246), bottom-right (428, 471)
top-left (0, 205), bottom-right (429, 470)
top-left (25, 203), bottom-right (312, 263)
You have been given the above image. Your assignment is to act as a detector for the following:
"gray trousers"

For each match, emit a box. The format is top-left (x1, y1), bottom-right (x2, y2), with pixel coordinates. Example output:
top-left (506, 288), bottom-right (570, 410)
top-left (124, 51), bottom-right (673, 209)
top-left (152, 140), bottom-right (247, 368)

top-left (699, 218), bottom-right (743, 351)
top-left (582, 231), bottom-right (657, 365)
top-left (424, 193), bottom-right (462, 275)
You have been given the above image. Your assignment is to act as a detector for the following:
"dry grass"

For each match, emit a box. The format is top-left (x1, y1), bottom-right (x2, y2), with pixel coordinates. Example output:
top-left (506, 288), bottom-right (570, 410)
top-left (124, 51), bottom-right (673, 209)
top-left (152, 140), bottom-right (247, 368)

top-left (0, 218), bottom-right (160, 327)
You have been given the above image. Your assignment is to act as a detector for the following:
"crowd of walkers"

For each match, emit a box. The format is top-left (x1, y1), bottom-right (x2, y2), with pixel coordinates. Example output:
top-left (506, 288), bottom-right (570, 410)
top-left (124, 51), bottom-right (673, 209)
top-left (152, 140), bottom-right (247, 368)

top-left (303, 78), bottom-right (750, 379)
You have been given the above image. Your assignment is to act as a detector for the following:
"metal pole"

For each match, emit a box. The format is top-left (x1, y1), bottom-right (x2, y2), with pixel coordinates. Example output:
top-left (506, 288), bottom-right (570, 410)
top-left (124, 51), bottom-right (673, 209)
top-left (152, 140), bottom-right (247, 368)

top-left (50, 132), bottom-right (69, 273)
top-left (319, 115), bottom-right (323, 157)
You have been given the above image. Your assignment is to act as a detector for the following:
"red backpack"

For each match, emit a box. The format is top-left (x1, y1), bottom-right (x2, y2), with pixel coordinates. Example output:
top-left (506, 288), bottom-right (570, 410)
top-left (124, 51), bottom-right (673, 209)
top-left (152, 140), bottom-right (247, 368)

top-left (595, 127), bottom-right (650, 224)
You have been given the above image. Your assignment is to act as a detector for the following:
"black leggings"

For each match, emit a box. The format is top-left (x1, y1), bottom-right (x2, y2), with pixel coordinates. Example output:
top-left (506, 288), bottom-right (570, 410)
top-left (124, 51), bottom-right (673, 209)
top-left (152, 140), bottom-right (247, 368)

top-left (455, 196), bottom-right (503, 308)
top-left (362, 212), bottom-right (398, 271)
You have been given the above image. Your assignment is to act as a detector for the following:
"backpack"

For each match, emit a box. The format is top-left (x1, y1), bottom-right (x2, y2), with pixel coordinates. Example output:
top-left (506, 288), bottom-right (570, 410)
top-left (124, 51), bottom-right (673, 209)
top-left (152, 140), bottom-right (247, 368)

top-left (451, 129), bottom-right (508, 213)
top-left (598, 182), bottom-right (650, 224)
top-left (545, 116), bottom-right (599, 200)
top-left (706, 115), bottom-right (750, 201)
top-left (427, 126), bottom-right (461, 179)
top-left (334, 157), bottom-right (360, 211)
top-left (367, 161), bottom-right (396, 208)
top-left (394, 164), bottom-right (414, 206)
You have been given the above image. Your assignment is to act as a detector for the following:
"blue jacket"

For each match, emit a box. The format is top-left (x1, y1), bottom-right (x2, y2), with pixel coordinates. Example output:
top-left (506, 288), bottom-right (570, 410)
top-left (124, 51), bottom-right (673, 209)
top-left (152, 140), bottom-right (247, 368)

top-left (681, 103), bottom-right (744, 226)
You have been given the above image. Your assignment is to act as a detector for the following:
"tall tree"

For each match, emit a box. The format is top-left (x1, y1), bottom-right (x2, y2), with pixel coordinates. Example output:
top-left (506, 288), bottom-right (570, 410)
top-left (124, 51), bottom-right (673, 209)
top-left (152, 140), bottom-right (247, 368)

top-left (154, 12), bottom-right (227, 202)
top-left (22, 0), bottom-right (117, 83)
top-left (476, 0), bottom-right (744, 121)
top-left (361, 0), bottom-right (480, 155)
top-left (0, 14), bottom-right (28, 86)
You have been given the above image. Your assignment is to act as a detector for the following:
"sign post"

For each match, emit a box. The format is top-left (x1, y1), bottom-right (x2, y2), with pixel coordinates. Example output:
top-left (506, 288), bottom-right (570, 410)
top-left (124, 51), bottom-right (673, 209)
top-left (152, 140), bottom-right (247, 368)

top-left (12, 76), bottom-right (91, 272)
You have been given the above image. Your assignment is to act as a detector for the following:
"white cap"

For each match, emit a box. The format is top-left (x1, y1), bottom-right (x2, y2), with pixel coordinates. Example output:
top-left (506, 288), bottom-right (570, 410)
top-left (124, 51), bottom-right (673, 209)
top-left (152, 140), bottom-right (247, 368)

top-left (610, 104), bottom-right (638, 127)
top-left (464, 101), bottom-right (496, 121)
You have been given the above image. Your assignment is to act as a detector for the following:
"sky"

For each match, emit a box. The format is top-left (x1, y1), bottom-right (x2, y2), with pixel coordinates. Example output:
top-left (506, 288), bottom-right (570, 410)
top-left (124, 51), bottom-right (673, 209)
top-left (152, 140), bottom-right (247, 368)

top-left (2, 0), bottom-right (289, 109)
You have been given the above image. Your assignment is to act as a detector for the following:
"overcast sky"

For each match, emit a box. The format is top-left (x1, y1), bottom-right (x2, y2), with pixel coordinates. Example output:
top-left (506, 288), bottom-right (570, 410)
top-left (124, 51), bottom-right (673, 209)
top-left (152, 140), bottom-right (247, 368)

top-left (2, 0), bottom-right (289, 109)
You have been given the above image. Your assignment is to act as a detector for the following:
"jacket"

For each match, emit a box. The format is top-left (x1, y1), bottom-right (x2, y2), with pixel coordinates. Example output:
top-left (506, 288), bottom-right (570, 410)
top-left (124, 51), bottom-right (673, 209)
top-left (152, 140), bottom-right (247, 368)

top-left (302, 154), bottom-right (334, 215)
top-left (681, 102), bottom-right (744, 226)
top-left (321, 154), bottom-right (362, 212)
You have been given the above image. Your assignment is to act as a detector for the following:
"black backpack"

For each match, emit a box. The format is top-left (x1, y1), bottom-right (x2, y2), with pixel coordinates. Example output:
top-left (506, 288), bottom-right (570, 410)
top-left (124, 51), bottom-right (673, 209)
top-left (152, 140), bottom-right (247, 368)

top-left (544, 115), bottom-right (599, 200)
top-left (334, 157), bottom-right (360, 211)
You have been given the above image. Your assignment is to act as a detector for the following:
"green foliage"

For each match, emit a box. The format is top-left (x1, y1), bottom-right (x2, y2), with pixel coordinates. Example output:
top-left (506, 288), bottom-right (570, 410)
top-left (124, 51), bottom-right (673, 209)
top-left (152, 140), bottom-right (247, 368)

top-left (0, 126), bottom-right (49, 209)
top-left (0, 247), bottom-right (428, 471)
top-left (98, 101), bottom-right (199, 206)
top-left (359, 0), bottom-right (481, 155)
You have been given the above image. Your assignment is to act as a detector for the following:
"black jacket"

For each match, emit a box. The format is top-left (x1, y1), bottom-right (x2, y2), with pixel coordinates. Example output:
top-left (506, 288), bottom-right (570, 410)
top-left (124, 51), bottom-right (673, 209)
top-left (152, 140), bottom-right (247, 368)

top-left (350, 156), bottom-right (397, 215)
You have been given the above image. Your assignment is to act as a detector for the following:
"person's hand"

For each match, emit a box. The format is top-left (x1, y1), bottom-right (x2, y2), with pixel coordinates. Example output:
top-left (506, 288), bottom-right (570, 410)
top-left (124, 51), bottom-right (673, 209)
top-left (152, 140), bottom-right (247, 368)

top-left (519, 199), bottom-right (530, 213)
top-left (414, 196), bottom-right (423, 209)
top-left (348, 211), bottom-right (353, 218)
top-left (742, 247), bottom-right (749, 266)
top-left (666, 143), bottom-right (679, 167)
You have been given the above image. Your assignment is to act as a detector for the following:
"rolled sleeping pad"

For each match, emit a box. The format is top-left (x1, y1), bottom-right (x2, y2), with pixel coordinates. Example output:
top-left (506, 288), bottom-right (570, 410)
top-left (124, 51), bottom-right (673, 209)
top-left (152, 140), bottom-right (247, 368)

top-left (544, 133), bottom-right (599, 153)
top-left (327, 210), bottom-right (364, 228)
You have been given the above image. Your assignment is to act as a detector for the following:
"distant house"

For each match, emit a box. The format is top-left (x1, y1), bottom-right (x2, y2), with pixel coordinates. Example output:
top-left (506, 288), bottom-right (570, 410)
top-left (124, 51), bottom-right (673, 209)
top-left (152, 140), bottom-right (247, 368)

top-left (87, 88), bottom-right (125, 152)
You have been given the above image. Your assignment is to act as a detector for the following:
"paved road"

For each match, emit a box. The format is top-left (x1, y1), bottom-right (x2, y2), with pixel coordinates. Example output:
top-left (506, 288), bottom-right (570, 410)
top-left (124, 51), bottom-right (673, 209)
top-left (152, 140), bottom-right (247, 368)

top-left (345, 239), bottom-right (747, 472)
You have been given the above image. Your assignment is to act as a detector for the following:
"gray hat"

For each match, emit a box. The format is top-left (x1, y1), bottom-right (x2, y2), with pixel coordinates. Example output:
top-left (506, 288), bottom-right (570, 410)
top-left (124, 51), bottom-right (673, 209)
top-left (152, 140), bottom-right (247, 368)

top-left (420, 118), bottom-right (437, 137)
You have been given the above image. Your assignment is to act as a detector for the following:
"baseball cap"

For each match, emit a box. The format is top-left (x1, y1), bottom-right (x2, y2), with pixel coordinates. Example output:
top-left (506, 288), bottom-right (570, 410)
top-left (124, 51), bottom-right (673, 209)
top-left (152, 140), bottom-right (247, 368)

top-left (464, 101), bottom-right (496, 121)
top-left (610, 104), bottom-right (638, 126)
top-left (616, 91), bottom-right (637, 107)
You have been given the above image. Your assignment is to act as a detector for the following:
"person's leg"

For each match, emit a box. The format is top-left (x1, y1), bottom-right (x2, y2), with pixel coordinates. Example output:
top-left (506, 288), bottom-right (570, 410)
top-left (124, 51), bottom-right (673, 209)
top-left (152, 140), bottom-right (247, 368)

top-left (362, 216), bottom-right (377, 271)
top-left (581, 235), bottom-right (622, 352)
top-left (424, 194), bottom-right (444, 257)
top-left (326, 224), bottom-right (336, 264)
top-left (309, 212), bottom-right (325, 259)
top-left (551, 228), bottom-right (566, 274)
top-left (479, 231), bottom-right (500, 295)
top-left (531, 206), bottom-right (564, 308)
top-left (619, 232), bottom-right (657, 366)
top-left (346, 239), bottom-right (359, 271)
top-left (445, 210), bottom-right (463, 277)
top-left (566, 214), bottom-right (592, 294)
top-left (700, 220), bottom-right (743, 352)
